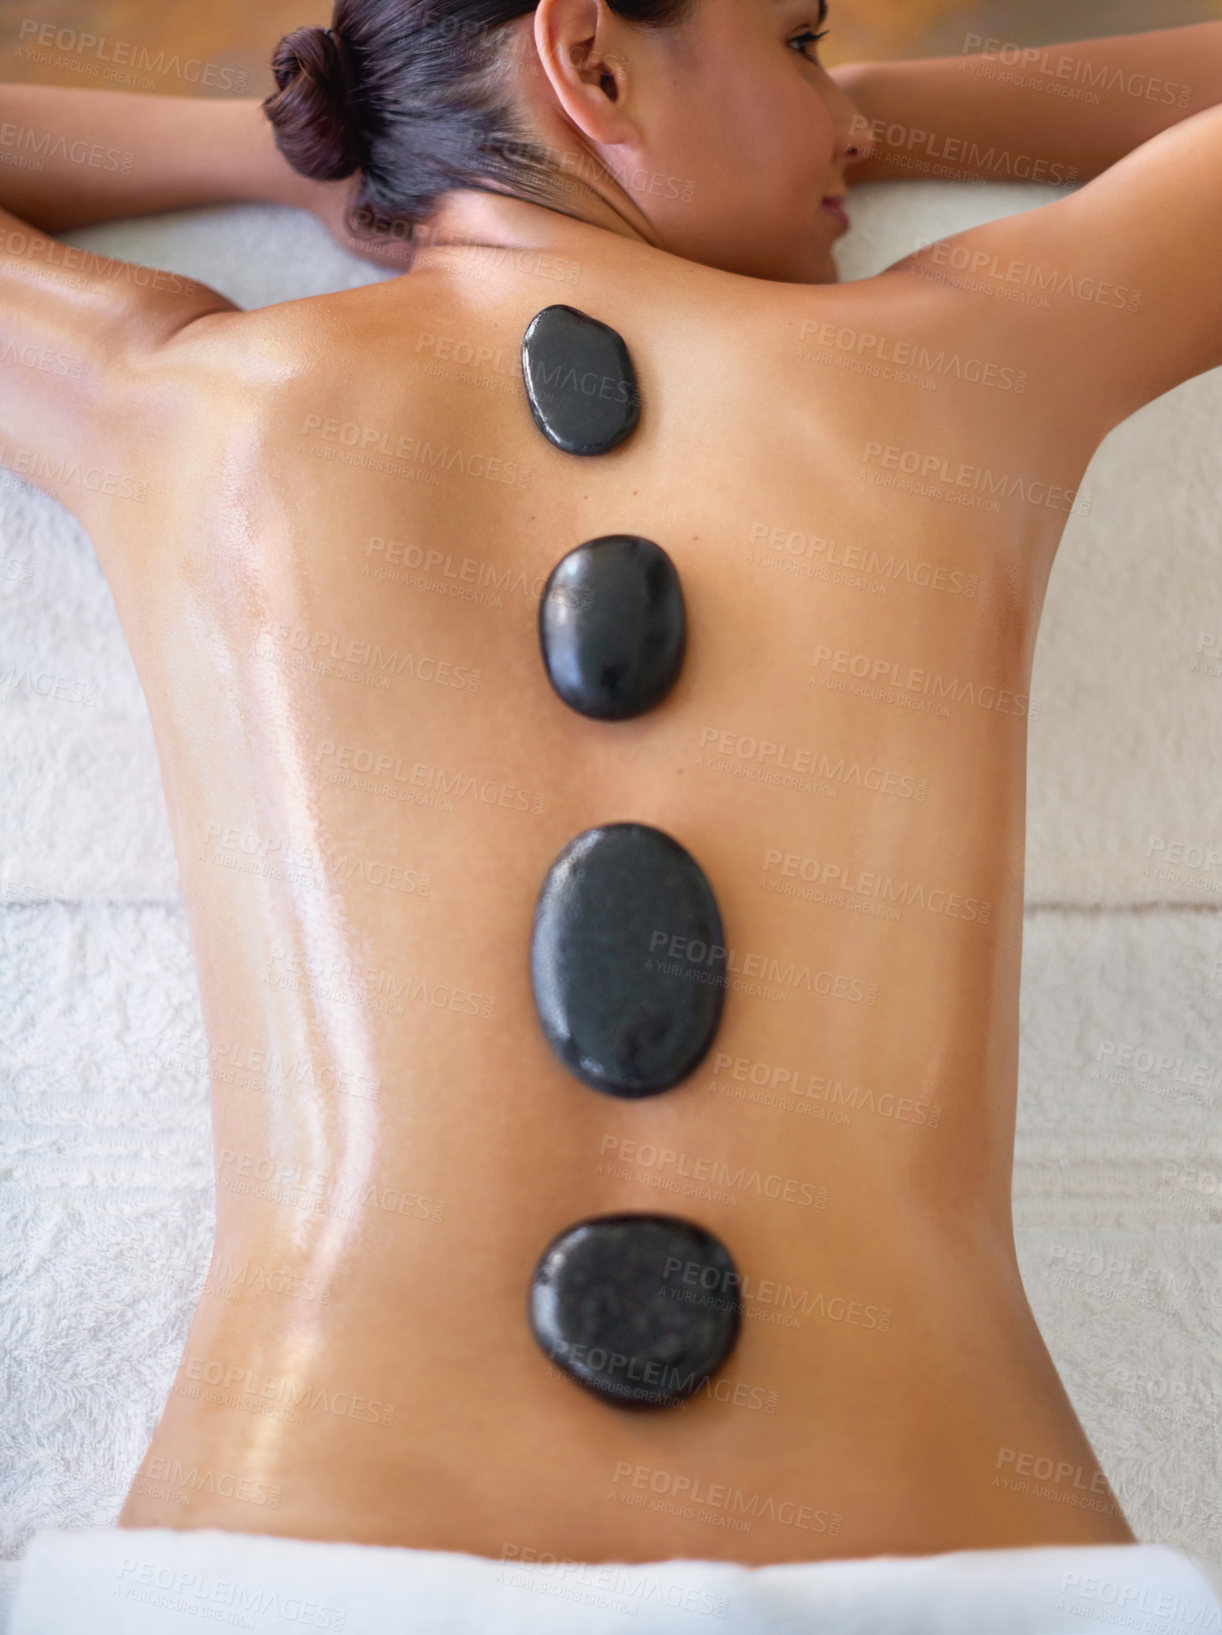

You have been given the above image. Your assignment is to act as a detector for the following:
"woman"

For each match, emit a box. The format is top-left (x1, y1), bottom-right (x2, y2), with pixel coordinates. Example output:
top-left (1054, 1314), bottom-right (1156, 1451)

top-left (2, 0), bottom-right (1220, 1567)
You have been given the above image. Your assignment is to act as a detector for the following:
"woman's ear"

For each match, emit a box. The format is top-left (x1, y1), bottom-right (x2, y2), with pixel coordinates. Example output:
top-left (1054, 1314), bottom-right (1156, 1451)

top-left (530, 0), bottom-right (639, 145)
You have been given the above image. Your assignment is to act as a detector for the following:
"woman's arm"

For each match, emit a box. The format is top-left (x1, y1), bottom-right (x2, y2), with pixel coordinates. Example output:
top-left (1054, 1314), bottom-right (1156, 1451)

top-left (0, 188), bottom-right (234, 535)
top-left (877, 99), bottom-right (1222, 439)
top-left (833, 22), bottom-right (1222, 188)
top-left (0, 87), bottom-right (327, 230)
top-left (0, 85), bottom-right (409, 265)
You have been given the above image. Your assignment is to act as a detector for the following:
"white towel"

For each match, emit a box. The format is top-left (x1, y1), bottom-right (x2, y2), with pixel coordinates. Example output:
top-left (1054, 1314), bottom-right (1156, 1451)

top-left (8, 1528), bottom-right (1222, 1635)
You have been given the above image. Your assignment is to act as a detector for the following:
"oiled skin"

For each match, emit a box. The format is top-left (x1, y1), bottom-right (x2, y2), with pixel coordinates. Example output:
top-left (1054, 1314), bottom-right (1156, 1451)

top-left (92, 205), bottom-right (1145, 1560)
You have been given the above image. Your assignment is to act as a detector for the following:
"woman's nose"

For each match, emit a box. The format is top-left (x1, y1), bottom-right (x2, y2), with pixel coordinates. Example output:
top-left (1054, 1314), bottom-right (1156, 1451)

top-left (824, 74), bottom-right (877, 165)
top-left (843, 113), bottom-right (875, 162)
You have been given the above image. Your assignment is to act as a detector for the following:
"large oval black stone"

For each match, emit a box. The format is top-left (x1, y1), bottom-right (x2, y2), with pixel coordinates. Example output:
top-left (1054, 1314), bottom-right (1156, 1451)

top-left (539, 536), bottom-right (686, 720)
top-left (521, 305), bottom-right (641, 456)
top-left (528, 1213), bottom-right (742, 1408)
top-left (531, 823), bottom-right (725, 1097)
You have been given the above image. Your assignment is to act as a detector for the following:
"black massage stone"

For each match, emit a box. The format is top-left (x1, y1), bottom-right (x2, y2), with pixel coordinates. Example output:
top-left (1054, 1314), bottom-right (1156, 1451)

top-left (528, 1213), bottom-right (742, 1408)
top-left (531, 822), bottom-right (725, 1098)
top-left (521, 305), bottom-right (641, 455)
top-left (539, 536), bottom-right (686, 720)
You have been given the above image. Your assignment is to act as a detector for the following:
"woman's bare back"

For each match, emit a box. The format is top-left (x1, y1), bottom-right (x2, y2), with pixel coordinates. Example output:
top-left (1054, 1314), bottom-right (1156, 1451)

top-left (91, 209), bottom-right (1145, 1560)
top-left (1, 8), bottom-right (1219, 1566)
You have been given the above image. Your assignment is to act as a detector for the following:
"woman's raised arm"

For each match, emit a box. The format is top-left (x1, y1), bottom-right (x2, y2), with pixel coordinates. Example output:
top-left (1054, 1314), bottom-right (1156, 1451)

top-left (0, 84), bottom-right (415, 265)
top-left (832, 22), bottom-right (1222, 188)
top-left (0, 86), bottom-right (334, 231)
top-left (874, 97), bottom-right (1222, 449)
top-left (0, 184), bottom-right (236, 539)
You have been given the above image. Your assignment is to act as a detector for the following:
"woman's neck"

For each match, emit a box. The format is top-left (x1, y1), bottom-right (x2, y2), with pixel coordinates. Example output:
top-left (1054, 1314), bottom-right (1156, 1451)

top-left (419, 183), bottom-right (655, 261)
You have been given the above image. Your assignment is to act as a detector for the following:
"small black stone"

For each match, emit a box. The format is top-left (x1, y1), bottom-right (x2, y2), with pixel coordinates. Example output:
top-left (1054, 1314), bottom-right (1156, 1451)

top-left (531, 823), bottom-right (726, 1098)
top-left (539, 536), bottom-right (686, 721)
top-left (521, 305), bottom-right (641, 456)
top-left (528, 1213), bottom-right (742, 1408)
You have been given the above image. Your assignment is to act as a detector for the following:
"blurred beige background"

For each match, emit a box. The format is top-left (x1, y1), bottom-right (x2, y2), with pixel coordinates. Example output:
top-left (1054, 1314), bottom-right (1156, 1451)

top-left (2, 0), bottom-right (1221, 97)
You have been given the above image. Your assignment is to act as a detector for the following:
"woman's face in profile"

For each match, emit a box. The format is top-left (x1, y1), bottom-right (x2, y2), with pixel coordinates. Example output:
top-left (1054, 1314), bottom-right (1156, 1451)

top-left (567, 0), bottom-right (868, 284)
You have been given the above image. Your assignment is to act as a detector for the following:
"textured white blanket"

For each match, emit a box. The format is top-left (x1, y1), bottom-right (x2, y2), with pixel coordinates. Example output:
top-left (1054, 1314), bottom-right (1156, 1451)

top-left (1, 183), bottom-right (1220, 1626)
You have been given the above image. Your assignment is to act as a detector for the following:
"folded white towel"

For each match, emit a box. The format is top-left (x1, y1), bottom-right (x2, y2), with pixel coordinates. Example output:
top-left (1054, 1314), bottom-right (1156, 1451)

top-left (8, 1528), bottom-right (1222, 1635)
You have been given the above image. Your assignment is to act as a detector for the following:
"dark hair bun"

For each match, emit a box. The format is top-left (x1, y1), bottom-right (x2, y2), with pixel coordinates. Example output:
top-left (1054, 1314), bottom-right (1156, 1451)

top-left (266, 25), bottom-right (363, 182)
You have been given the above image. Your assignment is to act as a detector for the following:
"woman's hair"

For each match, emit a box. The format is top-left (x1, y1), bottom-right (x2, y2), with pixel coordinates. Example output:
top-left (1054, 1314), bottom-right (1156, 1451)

top-left (264, 0), bottom-right (694, 246)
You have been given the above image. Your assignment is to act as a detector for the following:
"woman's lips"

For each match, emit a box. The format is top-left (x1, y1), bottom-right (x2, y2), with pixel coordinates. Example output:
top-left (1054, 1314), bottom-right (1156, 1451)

top-left (821, 195), bottom-right (849, 231)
